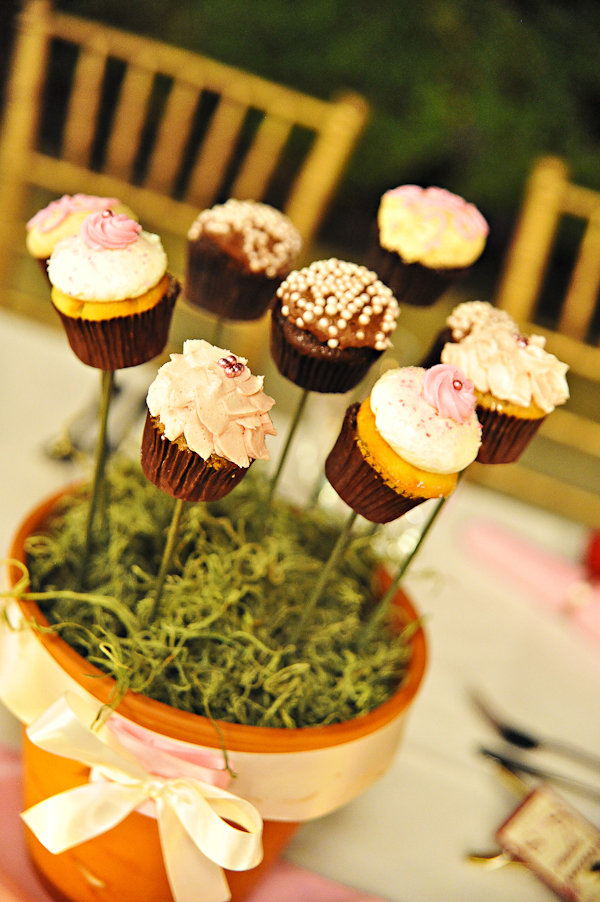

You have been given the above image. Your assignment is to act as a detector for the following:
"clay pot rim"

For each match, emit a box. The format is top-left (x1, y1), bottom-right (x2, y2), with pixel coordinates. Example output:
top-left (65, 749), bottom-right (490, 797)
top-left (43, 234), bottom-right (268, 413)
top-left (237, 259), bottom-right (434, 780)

top-left (8, 486), bottom-right (427, 754)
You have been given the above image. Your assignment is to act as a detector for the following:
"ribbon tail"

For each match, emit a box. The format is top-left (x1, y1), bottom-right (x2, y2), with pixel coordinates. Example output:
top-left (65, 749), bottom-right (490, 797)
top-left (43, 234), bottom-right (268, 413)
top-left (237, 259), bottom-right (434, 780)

top-left (22, 781), bottom-right (146, 854)
top-left (157, 798), bottom-right (232, 902)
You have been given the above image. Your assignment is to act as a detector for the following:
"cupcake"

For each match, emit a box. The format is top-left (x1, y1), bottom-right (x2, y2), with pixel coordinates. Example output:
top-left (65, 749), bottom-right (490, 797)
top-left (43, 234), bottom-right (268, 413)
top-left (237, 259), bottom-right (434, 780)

top-left (142, 339), bottom-right (276, 501)
top-left (26, 193), bottom-right (135, 279)
top-left (185, 199), bottom-right (302, 320)
top-left (441, 326), bottom-right (569, 464)
top-left (367, 185), bottom-right (489, 306)
top-left (421, 300), bottom-right (518, 368)
top-left (270, 258), bottom-right (400, 393)
top-left (325, 364), bottom-right (481, 523)
top-left (48, 210), bottom-right (180, 370)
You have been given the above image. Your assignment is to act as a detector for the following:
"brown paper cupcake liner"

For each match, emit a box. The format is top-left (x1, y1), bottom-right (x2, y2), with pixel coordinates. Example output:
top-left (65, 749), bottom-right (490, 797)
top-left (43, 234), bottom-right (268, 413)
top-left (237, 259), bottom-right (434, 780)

top-left (53, 275), bottom-right (180, 370)
top-left (325, 404), bottom-right (425, 523)
top-left (270, 301), bottom-right (382, 394)
top-left (141, 413), bottom-right (250, 502)
top-left (185, 237), bottom-right (282, 321)
top-left (476, 404), bottom-right (545, 464)
top-left (366, 227), bottom-right (466, 307)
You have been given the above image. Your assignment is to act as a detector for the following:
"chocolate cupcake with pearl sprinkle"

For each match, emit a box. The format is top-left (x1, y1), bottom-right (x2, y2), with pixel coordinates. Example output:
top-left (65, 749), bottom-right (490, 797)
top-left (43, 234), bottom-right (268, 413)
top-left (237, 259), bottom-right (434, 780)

top-left (270, 258), bottom-right (400, 393)
top-left (185, 199), bottom-right (302, 321)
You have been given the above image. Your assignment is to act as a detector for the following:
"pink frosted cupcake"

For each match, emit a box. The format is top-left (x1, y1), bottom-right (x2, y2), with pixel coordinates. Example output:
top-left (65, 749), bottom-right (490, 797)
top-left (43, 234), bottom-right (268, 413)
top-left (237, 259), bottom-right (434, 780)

top-left (367, 185), bottom-right (489, 306)
top-left (48, 210), bottom-right (179, 370)
top-left (26, 193), bottom-right (136, 279)
top-left (441, 326), bottom-right (569, 463)
top-left (142, 339), bottom-right (276, 501)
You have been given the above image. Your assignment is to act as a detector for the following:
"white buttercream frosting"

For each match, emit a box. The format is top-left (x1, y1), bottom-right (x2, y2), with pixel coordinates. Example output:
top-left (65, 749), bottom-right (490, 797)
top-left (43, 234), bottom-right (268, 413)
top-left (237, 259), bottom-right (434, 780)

top-left (441, 327), bottom-right (570, 412)
top-left (48, 221), bottom-right (167, 301)
top-left (369, 366), bottom-right (481, 474)
top-left (446, 300), bottom-right (517, 340)
top-left (146, 340), bottom-right (276, 468)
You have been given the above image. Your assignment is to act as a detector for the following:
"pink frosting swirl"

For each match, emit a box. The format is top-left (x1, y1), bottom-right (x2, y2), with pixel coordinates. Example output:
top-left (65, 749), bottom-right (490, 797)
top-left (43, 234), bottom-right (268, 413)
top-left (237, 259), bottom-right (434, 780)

top-left (80, 210), bottom-right (141, 250)
top-left (422, 363), bottom-right (477, 424)
top-left (26, 194), bottom-right (121, 232)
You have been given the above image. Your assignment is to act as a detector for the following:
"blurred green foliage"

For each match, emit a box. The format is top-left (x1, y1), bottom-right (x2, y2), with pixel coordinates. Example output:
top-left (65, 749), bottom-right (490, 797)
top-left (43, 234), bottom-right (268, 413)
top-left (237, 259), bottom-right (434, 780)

top-left (15, 1), bottom-right (600, 278)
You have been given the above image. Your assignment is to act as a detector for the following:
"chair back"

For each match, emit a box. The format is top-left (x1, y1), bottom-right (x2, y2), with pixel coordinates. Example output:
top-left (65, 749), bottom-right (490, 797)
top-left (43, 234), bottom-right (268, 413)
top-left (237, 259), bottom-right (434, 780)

top-left (0, 0), bottom-right (368, 316)
top-left (469, 156), bottom-right (600, 526)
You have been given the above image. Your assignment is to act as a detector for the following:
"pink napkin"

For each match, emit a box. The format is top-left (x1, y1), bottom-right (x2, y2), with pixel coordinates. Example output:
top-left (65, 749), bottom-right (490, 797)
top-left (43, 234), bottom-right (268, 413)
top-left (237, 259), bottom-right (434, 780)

top-left (463, 519), bottom-right (600, 646)
top-left (0, 744), bottom-right (387, 902)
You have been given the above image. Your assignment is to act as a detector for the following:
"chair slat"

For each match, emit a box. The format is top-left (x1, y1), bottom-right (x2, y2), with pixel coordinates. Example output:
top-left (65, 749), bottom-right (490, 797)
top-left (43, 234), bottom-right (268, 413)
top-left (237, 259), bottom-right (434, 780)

top-left (559, 210), bottom-right (600, 340)
top-left (185, 96), bottom-right (248, 209)
top-left (104, 64), bottom-right (156, 181)
top-left (230, 114), bottom-right (292, 202)
top-left (144, 81), bottom-right (201, 195)
top-left (62, 47), bottom-right (107, 166)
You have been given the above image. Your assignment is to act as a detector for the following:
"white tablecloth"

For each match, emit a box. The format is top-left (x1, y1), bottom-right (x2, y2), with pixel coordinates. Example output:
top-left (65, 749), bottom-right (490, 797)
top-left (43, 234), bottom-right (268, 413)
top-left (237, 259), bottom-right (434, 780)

top-left (1, 307), bottom-right (599, 902)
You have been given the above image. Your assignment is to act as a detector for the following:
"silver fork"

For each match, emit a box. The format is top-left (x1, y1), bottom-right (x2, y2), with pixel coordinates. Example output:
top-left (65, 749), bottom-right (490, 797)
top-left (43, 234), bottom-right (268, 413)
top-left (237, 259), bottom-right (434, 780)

top-left (470, 690), bottom-right (600, 771)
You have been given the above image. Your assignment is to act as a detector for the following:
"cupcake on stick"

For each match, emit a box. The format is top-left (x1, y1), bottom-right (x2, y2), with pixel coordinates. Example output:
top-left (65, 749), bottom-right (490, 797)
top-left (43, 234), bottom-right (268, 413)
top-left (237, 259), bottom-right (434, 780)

top-left (48, 210), bottom-right (180, 370)
top-left (367, 185), bottom-right (489, 306)
top-left (26, 193), bottom-right (136, 280)
top-left (325, 364), bottom-right (482, 523)
top-left (441, 326), bottom-right (569, 464)
top-left (271, 258), bottom-right (400, 394)
top-left (185, 199), bottom-right (301, 321)
top-left (142, 339), bottom-right (276, 502)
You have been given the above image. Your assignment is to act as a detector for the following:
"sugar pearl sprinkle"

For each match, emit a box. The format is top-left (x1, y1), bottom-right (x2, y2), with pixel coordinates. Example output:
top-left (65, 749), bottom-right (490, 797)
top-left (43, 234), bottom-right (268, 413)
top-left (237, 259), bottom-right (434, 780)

top-left (276, 258), bottom-right (399, 350)
top-left (188, 199), bottom-right (301, 277)
top-left (217, 354), bottom-right (245, 378)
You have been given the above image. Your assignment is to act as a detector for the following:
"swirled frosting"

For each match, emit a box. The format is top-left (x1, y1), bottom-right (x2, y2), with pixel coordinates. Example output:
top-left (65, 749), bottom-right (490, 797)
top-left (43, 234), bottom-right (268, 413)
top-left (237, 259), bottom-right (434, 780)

top-left (422, 364), bottom-right (477, 424)
top-left (26, 194), bottom-right (134, 258)
top-left (146, 339), bottom-right (276, 468)
top-left (377, 185), bottom-right (488, 268)
top-left (369, 366), bottom-right (481, 474)
top-left (441, 327), bottom-right (570, 412)
top-left (48, 214), bottom-right (167, 301)
top-left (446, 300), bottom-right (517, 340)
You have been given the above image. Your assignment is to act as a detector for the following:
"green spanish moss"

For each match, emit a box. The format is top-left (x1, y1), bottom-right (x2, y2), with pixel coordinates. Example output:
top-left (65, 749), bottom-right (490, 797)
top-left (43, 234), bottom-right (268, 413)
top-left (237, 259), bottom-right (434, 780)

top-left (20, 458), bottom-right (415, 728)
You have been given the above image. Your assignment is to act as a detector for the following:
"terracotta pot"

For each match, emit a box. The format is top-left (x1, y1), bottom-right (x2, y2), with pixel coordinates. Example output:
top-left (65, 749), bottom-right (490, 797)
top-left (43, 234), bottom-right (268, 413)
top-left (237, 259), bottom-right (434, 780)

top-left (6, 488), bottom-right (427, 902)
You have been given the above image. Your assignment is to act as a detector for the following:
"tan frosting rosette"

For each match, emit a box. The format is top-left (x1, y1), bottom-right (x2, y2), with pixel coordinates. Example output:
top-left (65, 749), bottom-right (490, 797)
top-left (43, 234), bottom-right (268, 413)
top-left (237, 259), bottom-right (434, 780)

top-left (142, 339), bottom-right (276, 501)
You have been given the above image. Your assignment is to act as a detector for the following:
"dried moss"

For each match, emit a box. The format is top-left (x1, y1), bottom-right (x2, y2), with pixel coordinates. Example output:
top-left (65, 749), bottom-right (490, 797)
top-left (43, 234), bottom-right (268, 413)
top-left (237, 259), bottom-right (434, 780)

top-left (22, 458), bottom-right (415, 728)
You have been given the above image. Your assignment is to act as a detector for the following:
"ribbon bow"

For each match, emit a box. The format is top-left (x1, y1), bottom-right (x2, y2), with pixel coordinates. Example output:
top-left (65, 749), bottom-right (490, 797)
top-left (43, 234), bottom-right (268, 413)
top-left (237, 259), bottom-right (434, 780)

top-left (22, 692), bottom-right (263, 902)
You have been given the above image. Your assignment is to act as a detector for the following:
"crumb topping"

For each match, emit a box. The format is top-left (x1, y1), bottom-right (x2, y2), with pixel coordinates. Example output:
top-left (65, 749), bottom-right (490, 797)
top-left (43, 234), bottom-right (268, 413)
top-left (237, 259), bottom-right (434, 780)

top-left (187, 199), bottom-right (301, 277)
top-left (276, 258), bottom-right (399, 351)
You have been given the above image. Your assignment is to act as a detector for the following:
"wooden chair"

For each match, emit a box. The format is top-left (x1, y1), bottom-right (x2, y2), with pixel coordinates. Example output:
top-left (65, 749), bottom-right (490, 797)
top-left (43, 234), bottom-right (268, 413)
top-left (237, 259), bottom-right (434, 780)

top-left (467, 156), bottom-right (600, 527)
top-left (0, 0), bottom-right (368, 320)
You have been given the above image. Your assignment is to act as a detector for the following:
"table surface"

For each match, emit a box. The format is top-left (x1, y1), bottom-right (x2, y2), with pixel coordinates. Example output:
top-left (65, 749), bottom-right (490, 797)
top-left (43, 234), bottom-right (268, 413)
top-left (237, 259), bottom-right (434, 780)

top-left (1, 306), bottom-right (600, 902)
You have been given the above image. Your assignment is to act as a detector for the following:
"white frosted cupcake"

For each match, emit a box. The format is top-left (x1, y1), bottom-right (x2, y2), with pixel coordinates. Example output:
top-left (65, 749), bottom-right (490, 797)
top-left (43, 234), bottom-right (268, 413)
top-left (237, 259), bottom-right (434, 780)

top-left (48, 210), bottom-right (179, 369)
top-left (142, 339), bottom-right (276, 501)
top-left (325, 364), bottom-right (482, 522)
top-left (367, 185), bottom-right (489, 306)
top-left (441, 326), bottom-right (569, 463)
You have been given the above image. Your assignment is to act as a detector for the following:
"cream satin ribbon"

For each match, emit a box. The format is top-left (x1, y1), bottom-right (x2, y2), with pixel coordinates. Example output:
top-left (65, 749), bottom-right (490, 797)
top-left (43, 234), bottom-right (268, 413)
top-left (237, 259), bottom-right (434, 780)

top-left (23, 692), bottom-right (263, 902)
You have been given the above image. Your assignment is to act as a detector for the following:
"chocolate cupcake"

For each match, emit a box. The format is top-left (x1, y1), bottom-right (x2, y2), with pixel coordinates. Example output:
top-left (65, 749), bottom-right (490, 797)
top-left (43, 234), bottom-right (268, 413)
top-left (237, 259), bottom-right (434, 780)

top-left (421, 300), bottom-right (518, 368)
top-left (326, 364), bottom-right (482, 523)
top-left (48, 211), bottom-right (179, 370)
top-left (367, 185), bottom-right (489, 306)
top-left (26, 193), bottom-right (136, 281)
top-left (142, 339), bottom-right (276, 502)
top-left (185, 199), bottom-right (302, 320)
top-left (271, 258), bottom-right (400, 393)
top-left (441, 326), bottom-right (569, 464)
